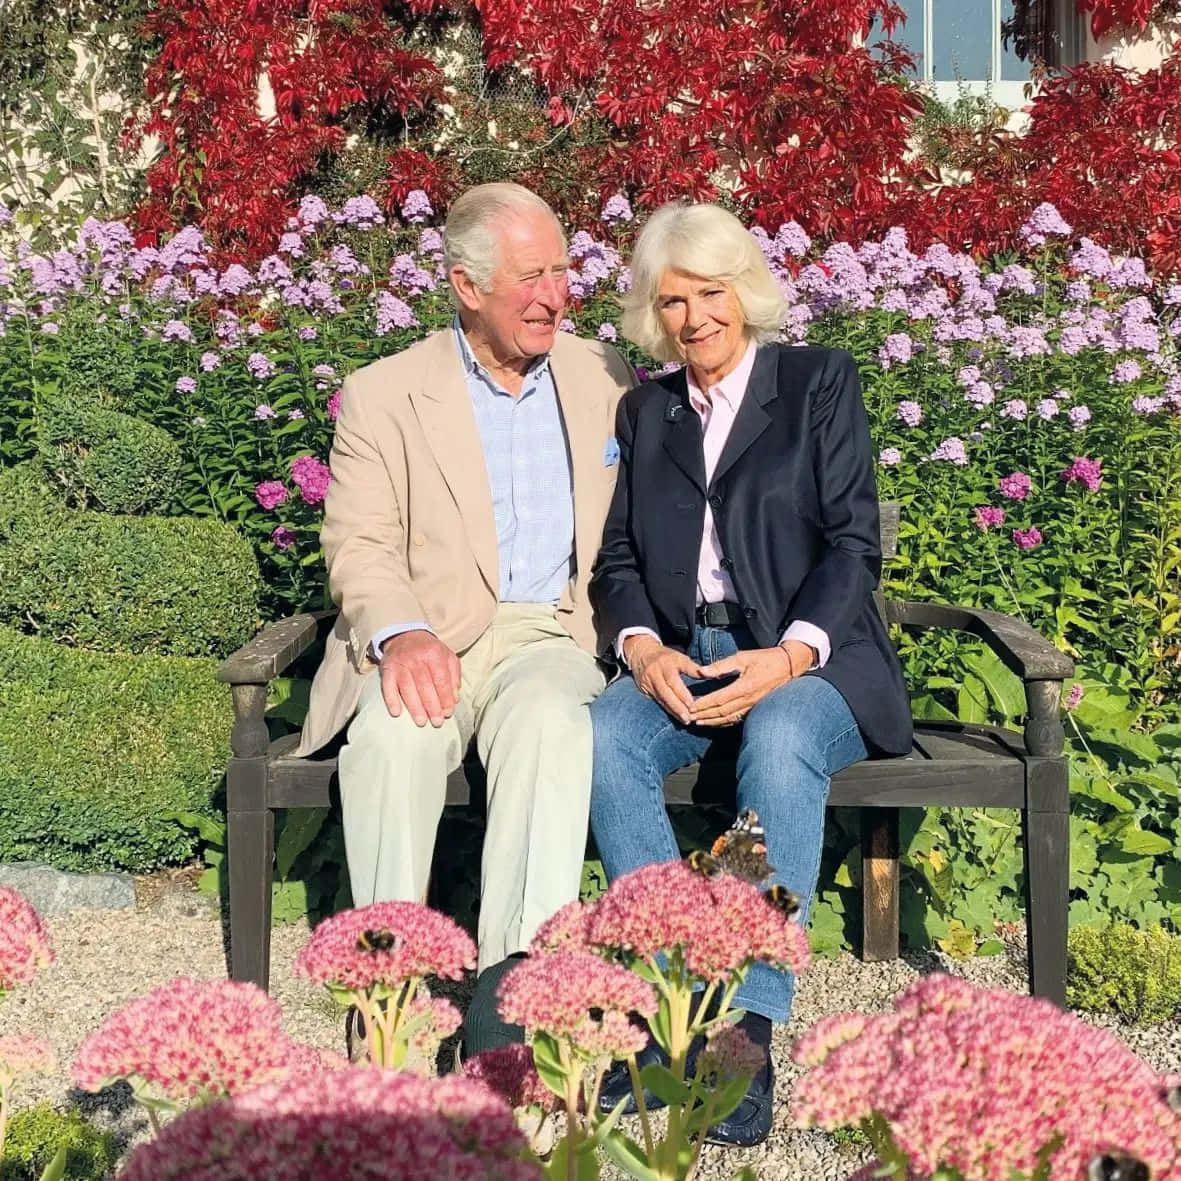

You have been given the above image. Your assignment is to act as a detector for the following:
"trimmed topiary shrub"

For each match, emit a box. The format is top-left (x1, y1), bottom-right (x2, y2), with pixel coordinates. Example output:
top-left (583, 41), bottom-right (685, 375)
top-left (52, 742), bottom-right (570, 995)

top-left (0, 462), bottom-right (65, 540)
top-left (0, 1104), bottom-right (117, 1181)
top-left (0, 511), bottom-right (260, 658)
top-left (36, 396), bottom-right (182, 514)
top-left (0, 626), bottom-right (231, 873)
top-left (1067, 922), bottom-right (1181, 1025)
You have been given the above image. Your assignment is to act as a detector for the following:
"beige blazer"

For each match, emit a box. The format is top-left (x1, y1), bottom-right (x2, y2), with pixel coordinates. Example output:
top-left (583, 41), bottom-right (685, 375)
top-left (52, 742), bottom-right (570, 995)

top-left (296, 327), bottom-right (634, 755)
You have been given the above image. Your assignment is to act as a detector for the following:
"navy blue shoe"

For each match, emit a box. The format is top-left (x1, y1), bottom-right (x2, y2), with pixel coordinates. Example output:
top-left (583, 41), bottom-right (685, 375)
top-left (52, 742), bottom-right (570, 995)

top-left (597, 1037), bottom-right (670, 1115)
top-left (704, 1058), bottom-right (774, 1148)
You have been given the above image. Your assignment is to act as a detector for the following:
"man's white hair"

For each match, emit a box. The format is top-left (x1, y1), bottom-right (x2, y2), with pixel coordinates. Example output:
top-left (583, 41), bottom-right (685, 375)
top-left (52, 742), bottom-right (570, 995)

top-left (621, 202), bottom-right (788, 363)
top-left (443, 183), bottom-right (565, 303)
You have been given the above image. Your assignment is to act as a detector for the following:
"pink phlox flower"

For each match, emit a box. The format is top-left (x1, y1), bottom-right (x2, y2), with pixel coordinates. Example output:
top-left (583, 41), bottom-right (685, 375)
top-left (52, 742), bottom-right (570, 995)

top-left (974, 506), bottom-right (1005, 532)
top-left (254, 480), bottom-right (289, 510)
top-left (0, 887), bottom-right (53, 993)
top-left (897, 400), bottom-right (923, 427)
top-left (1061, 456), bottom-right (1103, 493)
top-left (792, 975), bottom-right (1181, 1181)
top-left (697, 1024), bottom-right (766, 1085)
top-left (999, 398), bottom-right (1028, 421)
top-left (1065, 683), bottom-right (1085, 710)
top-left (0, 1034), bottom-right (55, 1087)
top-left (294, 901), bottom-right (476, 990)
top-left (289, 455), bottom-right (332, 506)
top-left (464, 1043), bottom-right (560, 1114)
top-left (1013, 527), bottom-right (1044, 551)
top-left (879, 447), bottom-right (902, 468)
top-left (497, 952), bottom-right (655, 1059)
top-left (72, 978), bottom-right (326, 1102)
top-left (585, 860), bottom-right (811, 981)
top-left (118, 1068), bottom-right (539, 1181)
top-left (998, 472), bottom-right (1032, 501)
top-left (327, 389), bottom-right (342, 421)
top-left (270, 525), bottom-right (297, 550)
top-left (929, 437), bottom-right (968, 466)
top-left (529, 899), bottom-right (595, 954)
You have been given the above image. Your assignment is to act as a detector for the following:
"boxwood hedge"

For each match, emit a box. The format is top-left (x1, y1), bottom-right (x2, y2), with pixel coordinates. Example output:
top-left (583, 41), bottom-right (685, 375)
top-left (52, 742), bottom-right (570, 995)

top-left (0, 626), bottom-right (230, 873)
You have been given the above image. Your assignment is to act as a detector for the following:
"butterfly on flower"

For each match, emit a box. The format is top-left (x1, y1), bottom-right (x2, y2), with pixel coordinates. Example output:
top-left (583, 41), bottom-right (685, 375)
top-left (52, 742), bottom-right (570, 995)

top-left (687, 810), bottom-right (801, 918)
top-left (1087, 1152), bottom-right (1150, 1181)
top-left (355, 928), bottom-right (398, 953)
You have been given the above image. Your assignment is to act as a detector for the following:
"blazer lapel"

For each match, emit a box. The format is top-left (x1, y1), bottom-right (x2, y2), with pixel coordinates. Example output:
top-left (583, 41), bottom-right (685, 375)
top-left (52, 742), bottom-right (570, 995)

top-left (709, 345), bottom-right (779, 489)
top-left (549, 342), bottom-right (600, 590)
top-left (660, 372), bottom-right (707, 494)
top-left (407, 331), bottom-right (499, 593)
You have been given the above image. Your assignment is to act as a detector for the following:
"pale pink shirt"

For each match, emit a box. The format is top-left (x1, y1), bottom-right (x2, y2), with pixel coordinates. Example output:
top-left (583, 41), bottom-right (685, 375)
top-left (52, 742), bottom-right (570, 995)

top-left (617, 339), bottom-right (831, 667)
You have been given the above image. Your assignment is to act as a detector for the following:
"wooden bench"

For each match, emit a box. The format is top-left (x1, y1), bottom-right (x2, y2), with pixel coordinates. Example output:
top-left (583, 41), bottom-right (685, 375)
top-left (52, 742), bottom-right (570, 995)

top-left (216, 505), bottom-right (1074, 1004)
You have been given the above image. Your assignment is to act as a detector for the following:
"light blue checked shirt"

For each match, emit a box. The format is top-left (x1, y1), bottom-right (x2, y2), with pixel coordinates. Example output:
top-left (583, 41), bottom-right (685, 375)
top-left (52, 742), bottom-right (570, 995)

top-left (371, 320), bottom-right (575, 657)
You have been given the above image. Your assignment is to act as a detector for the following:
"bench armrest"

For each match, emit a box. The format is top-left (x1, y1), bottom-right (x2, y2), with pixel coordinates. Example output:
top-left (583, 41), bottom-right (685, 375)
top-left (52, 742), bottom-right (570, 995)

top-left (885, 599), bottom-right (1074, 757)
top-left (216, 610), bottom-right (338, 686)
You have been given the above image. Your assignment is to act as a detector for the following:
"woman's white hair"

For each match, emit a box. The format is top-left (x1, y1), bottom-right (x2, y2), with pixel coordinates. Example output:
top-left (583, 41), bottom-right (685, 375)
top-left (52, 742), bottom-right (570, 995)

top-left (621, 202), bottom-right (788, 362)
top-left (443, 183), bottom-right (565, 304)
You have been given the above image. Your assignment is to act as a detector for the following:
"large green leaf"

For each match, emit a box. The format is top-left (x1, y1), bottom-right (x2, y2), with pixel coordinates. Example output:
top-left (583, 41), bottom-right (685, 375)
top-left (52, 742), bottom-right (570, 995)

top-left (274, 806), bottom-right (329, 879)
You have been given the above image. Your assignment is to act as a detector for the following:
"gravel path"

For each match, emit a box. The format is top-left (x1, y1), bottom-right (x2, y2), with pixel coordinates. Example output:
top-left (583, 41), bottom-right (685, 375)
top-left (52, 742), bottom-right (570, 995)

top-left (3, 875), bottom-right (1178, 1179)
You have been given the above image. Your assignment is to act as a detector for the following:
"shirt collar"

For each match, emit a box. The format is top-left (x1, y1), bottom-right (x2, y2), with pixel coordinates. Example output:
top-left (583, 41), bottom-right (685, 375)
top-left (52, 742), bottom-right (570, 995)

top-left (686, 337), bottom-right (758, 414)
top-left (452, 315), bottom-right (552, 389)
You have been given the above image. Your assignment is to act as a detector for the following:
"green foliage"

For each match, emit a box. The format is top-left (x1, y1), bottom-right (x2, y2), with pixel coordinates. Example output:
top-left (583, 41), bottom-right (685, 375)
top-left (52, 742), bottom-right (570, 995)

top-left (0, 1104), bottom-right (116, 1181)
top-left (36, 395), bottom-right (182, 513)
top-left (0, 626), bottom-right (230, 872)
top-left (0, 463), bottom-right (65, 539)
top-left (910, 85), bottom-right (1010, 171)
top-left (0, 509), bottom-right (260, 657)
top-left (1067, 922), bottom-right (1181, 1024)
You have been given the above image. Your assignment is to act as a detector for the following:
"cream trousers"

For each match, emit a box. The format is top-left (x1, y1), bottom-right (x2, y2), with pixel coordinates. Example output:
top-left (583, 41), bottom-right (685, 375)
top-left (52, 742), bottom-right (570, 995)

top-left (338, 603), bottom-right (606, 971)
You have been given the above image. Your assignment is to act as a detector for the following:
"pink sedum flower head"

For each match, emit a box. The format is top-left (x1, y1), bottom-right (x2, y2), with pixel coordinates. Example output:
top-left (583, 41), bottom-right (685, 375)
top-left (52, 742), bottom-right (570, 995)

top-left (0, 887), bottom-right (53, 993)
top-left (119, 1068), bottom-right (540, 1181)
top-left (295, 900), bottom-right (476, 991)
top-left (529, 899), bottom-right (594, 954)
top-left (0, 1034), bottom-right (54, 1087)
top-left (586, 860), bottom-right (811, 981)
top-left (464, 1043), bottom-right (560, 1114)
top-left (791, 974), bottom-right (1181, 1181)
top-left (497, 952), bottom-right (655, 1059)
top-left (73, 978), bottom-right (336, 1103)
top-left (697, 1024), bottom-right (766, 1085)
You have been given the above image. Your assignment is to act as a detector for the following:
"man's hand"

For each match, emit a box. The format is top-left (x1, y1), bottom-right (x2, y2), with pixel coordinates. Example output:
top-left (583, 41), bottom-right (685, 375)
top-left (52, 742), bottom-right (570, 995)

top-left (624, 634), bottom-right (702, 725)
top-left (690, 640), bottom-right (814, 727)
top-left (379, 630), bottom-right (461, 727)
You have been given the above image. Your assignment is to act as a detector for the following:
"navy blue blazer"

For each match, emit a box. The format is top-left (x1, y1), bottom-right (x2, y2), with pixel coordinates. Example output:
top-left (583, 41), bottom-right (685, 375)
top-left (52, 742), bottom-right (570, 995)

top-left (589, 343), bottom-right (913, 757)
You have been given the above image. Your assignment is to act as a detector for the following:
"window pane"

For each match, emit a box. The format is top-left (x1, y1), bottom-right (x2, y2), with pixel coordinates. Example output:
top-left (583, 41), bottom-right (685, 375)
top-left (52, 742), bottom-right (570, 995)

top-left (932, 0), bottom-right (993, 81)
top-left (1001, 0), bottom-right (1028, 80)
top-left (870, 0), bottom-right (924, 76)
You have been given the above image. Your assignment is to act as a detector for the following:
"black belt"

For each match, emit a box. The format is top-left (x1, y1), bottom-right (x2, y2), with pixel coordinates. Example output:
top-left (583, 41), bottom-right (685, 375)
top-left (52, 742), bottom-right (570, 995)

top-left (695, 601), bottom-right (746, 627)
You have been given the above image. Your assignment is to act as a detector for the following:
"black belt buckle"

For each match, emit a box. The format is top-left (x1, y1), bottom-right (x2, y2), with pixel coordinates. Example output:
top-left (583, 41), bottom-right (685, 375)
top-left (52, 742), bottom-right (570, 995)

top-left (696, 601), bottom-right (744, 627)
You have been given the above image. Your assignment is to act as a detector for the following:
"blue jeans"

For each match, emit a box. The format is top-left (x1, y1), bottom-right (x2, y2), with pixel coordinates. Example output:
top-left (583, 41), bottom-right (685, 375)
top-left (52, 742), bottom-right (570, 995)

top-left (589, 625), bottom-right (867, 1024)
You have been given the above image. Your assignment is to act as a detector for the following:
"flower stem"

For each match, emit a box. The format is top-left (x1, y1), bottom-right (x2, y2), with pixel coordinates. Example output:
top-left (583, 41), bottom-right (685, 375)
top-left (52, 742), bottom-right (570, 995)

top-left (0, 1080), bottom-right (9, 1160)
top-left (626, 1052), bottom-right (655, 1158)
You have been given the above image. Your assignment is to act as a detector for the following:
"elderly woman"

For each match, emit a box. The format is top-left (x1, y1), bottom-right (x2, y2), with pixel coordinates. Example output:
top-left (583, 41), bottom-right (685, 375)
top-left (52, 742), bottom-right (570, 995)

top-left (588, 202), bottom-right (912, 1146)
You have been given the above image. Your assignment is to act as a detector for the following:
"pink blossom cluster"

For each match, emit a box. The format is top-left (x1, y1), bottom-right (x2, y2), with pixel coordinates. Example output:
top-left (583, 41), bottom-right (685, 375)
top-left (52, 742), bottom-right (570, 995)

top-left (497, 952), bottom-right (655, 1059)
top-left (584, 861), bottom-right (812, 981)
top-left (289, 454), bottom-right (332, 505)
top-left (464, 1043), bottom-right (560, 1113)
top-left (791, 974), bottom-right (1181, 1180)
top-left (0, 1033), bottom-right (55, 1087)
top-left (399, 990), bottom-right (463, 1063)
top-left (999, 471), bottom-right (1032, 501)
top-left (1061, 455), bottom-right (1103, 493)
top-left (0, 887), bottom-right (53, 993)
top-left (254, 479), bottom-right (288, 510)
top-left (1013, 527), bottom-right (1044, 551)
top-left (697, 1024), bottom-right (766, 1085)
top-left (72, 977), bottom-right (337, 1101)
top-left (119, 1068), bottom-right (540, 1181)
top-left (974, 506), bottom-right (1006, 532)
top-left (294, 901), bottom-right (476, 990)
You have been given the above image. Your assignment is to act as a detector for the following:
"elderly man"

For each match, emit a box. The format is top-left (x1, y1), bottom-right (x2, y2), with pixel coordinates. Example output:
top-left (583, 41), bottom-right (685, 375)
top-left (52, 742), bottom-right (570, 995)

top-left (296, 183), bottom-right (632, 1055)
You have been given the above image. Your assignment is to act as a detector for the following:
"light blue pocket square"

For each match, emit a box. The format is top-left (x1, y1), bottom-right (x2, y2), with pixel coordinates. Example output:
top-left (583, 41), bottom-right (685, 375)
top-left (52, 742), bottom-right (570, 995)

top-left (604, 436), bottom-right (620, 466)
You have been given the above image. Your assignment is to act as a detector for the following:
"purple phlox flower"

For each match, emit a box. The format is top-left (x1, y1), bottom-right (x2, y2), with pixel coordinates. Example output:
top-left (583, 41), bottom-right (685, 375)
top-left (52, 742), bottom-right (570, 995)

top-left (896, 400), bottom-right (923, 427)
top-left (1019, 202), bottom-right (1071, 245)
top-left (270, 526), bottom-right (297, 550)
top-left (1132, 394), bottom-right (1166, 415)
top-left (191, 269), bottom-right (218, 296)
top-left (1070, 237), bottom-right (1113, 280)
top-left (157, 225), bottom-right (209, 273)
top-left (878, 289), bottom-right (909, 313)
top-left (217, 264), bottom-right (254, 297)
top-left (258, 255), bottom-right (293, 286)
top-left (1065, 279), bottom-right (1091, 303)
top-left (1057, 325), bottom-right (1088, 355)
top-left (615, 266), bottom-right (633, 294)
top-left (956, 365), bottom-right (981, 387)
top-left (334, 195), bottom-right (384, 230)
top-left (327, 390), bottom-right (342, 421)
top-left (966, 381), bottom-right (994, 407)
top-left (278, 232), bottom-right (305, 258)
top-left (401, 189), bottom-right (434, 224)
top-left (999, 472), bottom-right (1032, 501)
top-left (175, 376), bottom-right (197, 394)
top-left (929, 436), bottom-right (968, 466)
top-left (597, 323), bottom-right (618, 341)
top-left (389, 253), bottom-right (436, 295)
top-left (974, 506), bottom-right (1006, 531)
top-left (999, 263), bottom-right (1038, 296)
top-left (255, 481), bottom-right (288, 510)
top-left (247, 352), bottom-right (276, 380)
top-left (311, 364), bottom-right (335, 378)
top-left (0, 202), bottom-right (12, 226)
top-left (199, 351), bottom-right (220, 372)
top-left (1068, 405), bottom-right (1092, 430)
top-left (328, 244), bottom-right (367, 276)
top-left (1036, 398), bottom-right (1060, 420)
top-left (878, 447), bottom-right (902, 468)
top-left (878, 333), bottom-right (913, 368)
top-left (254, 404), bottom-right (277, 420)
top-left (291, 455), bottom-right (332, 506)
top-left (1012, 527), bottom-right (1043, 551)
top-left (558, 318), bottom-right (576, 334)
top-left (298, 326), bottom-right (318, 341)
top-left (287, 408), bottom-right (304, 421)
top-left (161, 318), bottom-right (194, 344)
top-left (297, 195), bottom-right (331, 229)
top-left (1111, 359), bottom-right (1142, 384)
top-left (775, 221), bottom-right (811, 259)
top-left (149, 275), bottom-right (194, 305)
top-left (375, 291), bottom-right (418, 336)
top-left (1007, 326), bottom-right (1051, 359)
top-left (1065, 683), bottom-right (1085, 710)
top-left (1061, 456), bottom-right (1102, 493)
top-left (1107, 255), bottom-right (1150, 290)
top-left (40, 321), bottom-right (60, 335)
top-left (304, 280), bottom-right (343, 315)
top-left (601, 193), bottom-right (633, 223)
top-left (417, 227), bottom-right (444, 258)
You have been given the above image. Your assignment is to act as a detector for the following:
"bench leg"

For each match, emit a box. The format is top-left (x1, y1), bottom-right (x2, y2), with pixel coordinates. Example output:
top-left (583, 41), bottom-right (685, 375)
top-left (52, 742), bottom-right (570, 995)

top-left (1022, 758), bottom-right (1069, 1006)
top-left (226, 756), bottom-right (274, 992)
top-left (860, 807), bottom-right (900, 962)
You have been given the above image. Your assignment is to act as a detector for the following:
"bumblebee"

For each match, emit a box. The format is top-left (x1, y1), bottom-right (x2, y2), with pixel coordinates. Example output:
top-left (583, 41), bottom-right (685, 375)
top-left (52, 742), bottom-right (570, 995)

top-left (1087, 1153), bottom-right (1150, 1181)
top-left (687, 809), bottom-right (776, 885)
top-left (764, 884), bottom-right (801, 919)
top-left (355, 928), bottom-right (398, 953)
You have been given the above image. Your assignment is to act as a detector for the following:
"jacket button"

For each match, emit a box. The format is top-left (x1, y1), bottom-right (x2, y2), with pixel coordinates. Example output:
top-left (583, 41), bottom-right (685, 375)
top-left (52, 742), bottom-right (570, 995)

top-left (708, 494), bottom-right (723, 510)
top-left (719, 557), bottom-right (734, 572)
top-left (412, 532), bottom-right (427, 547)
